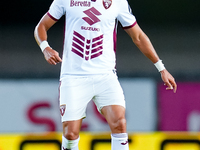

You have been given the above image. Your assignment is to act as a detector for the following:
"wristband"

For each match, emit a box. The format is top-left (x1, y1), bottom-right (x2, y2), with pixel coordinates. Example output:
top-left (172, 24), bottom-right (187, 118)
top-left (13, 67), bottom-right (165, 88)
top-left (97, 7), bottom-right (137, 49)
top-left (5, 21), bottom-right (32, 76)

top-left (154, 60), bottom-right (165, 72)
top-left (40, 41), bottom-right (50, 52)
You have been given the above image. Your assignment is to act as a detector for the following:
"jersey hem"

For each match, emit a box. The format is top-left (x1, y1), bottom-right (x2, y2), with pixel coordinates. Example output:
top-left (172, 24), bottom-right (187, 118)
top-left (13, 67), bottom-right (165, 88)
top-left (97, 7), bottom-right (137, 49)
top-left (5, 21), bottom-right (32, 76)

top-left (59, 69), bottom-right (117, 80)
top-left (122, 21), bottom-right (137, 29)
top-left (47, 12), bottom-right (59, 21)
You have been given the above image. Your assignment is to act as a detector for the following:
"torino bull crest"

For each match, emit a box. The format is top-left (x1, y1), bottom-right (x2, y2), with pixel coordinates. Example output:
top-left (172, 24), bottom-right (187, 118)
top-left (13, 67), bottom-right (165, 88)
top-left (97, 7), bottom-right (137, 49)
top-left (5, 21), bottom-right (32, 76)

top-left (103, 0), bottom-right (112, 9)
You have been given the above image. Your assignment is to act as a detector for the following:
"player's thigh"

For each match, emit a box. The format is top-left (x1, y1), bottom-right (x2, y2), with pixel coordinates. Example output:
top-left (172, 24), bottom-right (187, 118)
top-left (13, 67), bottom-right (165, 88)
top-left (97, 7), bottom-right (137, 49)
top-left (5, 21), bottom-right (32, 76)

top-left (59, 76), bottom-right (94, 121)
top-left (101, 105), bottom-right (126, 122)
top-left (101, 105), bottom-right (126, 133)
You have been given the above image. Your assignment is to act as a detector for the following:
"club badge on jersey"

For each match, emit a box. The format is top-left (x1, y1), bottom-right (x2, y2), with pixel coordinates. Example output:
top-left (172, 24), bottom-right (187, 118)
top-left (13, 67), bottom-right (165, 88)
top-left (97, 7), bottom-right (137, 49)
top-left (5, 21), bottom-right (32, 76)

top-left (103, 0), bottom-right (112, 9)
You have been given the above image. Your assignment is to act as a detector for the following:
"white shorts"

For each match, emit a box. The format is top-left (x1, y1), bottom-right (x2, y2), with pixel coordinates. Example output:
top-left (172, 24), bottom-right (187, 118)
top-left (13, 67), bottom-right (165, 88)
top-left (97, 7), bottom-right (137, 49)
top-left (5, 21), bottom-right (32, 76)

top-left (59, 71), bottom-right (125, 122)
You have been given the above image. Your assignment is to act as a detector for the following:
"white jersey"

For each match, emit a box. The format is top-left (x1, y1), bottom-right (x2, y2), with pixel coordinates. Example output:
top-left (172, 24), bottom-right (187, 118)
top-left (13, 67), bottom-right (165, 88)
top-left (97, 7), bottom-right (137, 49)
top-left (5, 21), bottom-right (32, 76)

top-left (48, 0), bottom-right (136, 79)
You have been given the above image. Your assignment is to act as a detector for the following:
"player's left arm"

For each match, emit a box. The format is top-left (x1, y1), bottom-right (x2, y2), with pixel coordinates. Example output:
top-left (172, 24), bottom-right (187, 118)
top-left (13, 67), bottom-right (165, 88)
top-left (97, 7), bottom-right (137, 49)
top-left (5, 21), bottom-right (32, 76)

top-left (124, 23), bottom-right (177, 93)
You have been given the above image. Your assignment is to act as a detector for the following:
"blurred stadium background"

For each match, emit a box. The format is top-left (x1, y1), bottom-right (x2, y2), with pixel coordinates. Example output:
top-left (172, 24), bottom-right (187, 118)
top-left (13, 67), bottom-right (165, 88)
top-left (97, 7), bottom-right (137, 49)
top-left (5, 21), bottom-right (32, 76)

top-left (0, 0), bottom-right (200, 149)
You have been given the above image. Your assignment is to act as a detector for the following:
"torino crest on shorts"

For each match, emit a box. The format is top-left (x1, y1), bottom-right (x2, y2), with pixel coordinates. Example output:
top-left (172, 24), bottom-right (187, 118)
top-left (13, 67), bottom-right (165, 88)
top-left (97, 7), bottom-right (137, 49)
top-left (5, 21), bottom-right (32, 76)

top-left (103, 0), bottom-right (112, 9)
top-left (60, 104), bottom-right (66, 116)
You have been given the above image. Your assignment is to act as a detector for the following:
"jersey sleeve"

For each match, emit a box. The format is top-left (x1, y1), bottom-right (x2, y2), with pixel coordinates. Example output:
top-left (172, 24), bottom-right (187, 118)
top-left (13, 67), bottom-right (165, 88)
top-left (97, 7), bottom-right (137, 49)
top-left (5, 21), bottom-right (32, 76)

top-left (117, 0), bottom-right (137, 29)
top-left (48, 0), bottom-right (66, 21)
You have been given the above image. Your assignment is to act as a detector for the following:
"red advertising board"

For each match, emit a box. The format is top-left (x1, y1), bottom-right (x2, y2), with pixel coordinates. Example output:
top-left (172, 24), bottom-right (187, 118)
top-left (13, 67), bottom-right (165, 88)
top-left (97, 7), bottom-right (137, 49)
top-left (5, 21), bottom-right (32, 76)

top-left (158, 82), bottom-right (200, 131)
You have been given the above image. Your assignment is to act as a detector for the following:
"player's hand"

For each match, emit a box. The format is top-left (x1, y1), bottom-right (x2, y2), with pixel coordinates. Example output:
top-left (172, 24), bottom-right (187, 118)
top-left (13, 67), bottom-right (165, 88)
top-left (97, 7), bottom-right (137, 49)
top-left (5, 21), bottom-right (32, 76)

top-left (43, 47), bottom-right (62, 65)
top-left (160, 69), bottom-right (177, 93)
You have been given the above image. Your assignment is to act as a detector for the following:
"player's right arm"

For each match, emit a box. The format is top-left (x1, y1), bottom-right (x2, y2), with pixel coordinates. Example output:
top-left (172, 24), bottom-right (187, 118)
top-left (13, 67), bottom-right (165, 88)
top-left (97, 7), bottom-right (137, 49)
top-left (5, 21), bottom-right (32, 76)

top-left (34, 13), bottom-right (62, 65)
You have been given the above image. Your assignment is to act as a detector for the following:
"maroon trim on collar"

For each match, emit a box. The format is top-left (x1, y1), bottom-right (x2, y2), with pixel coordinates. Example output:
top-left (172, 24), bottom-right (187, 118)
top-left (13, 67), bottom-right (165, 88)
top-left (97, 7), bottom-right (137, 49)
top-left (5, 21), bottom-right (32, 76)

top-left (47, 12), bottom-right (59, 21)
top-left (122, 21), bottom-right (137, 29)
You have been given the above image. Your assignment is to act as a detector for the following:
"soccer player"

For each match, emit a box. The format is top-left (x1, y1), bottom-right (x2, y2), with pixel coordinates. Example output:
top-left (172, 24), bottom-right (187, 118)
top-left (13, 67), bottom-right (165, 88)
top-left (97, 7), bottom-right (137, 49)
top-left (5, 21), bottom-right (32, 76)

top-left (34, 0), bottom-right (177, 149)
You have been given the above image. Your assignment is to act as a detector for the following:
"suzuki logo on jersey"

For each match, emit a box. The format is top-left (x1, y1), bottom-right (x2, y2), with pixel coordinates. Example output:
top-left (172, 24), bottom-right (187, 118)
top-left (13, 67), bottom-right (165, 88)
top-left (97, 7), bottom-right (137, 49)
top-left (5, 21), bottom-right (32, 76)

top-left (82, 7), bottom-right (102, 26)
top-left (103, 0), bottom-right (112, 9)
top-left (71, 31), bottom-right (103, 60)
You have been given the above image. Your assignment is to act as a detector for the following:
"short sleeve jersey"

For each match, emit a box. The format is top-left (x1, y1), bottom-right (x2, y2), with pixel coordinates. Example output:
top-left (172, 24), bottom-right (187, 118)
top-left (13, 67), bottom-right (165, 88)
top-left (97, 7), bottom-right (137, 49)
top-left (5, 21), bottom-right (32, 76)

top-left (48, 0), bottom-right (136, 79)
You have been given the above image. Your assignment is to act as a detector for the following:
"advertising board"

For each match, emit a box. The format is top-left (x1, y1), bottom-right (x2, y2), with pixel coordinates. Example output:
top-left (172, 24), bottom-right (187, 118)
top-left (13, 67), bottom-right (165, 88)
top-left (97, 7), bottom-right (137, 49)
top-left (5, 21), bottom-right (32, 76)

top-left (0, 78), bottom-right (156, 133)
top-left (0, 132), bottom-right (200, 150)
top-left (158, 82), bottom-right (200, 131)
